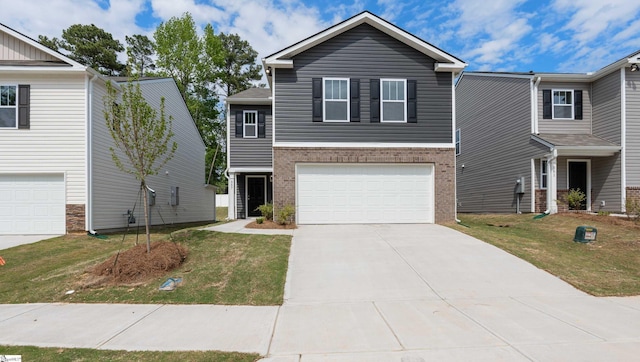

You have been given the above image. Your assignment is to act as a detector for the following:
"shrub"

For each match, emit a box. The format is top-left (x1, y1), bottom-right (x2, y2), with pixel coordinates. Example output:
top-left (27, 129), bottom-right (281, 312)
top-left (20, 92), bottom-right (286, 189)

top-left (625, 198), bottom-right (640, 222)
top-left (276, 204), bottom-right (295, 225)
top-left (255, 203), bottom-right (273, 220)
top-left (566, 188), bottom-right (586, 210)
top-left (256, 217), bottom-right (264, 224)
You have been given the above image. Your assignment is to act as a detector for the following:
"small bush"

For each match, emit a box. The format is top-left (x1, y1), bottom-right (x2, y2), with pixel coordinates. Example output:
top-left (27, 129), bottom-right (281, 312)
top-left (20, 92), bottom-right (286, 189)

top-left (256, 217), bottom-right (264, 224)
top-left (566, 188), bottom-right (586, 210)
top-left (276, 204), bottom-right (295, 225)
top-left (625, 198), bottom-right (640, 222)
top-left (255, 203), bottom-right (273, 220)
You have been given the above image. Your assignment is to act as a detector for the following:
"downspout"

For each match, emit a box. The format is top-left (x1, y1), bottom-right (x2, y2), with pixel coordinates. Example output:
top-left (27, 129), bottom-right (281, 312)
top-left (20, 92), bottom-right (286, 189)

top-left (86, 73), bottom-right (99, 234)
top-left (452, 72), bottom-right (458, 223)
top-left (224, 101), bottom-right (234, 219)
top-left (533, 76), bottom-right (542, 134)
top-left (621, 67), bottom-right (627, 212)
top-left (547, 148), bottom-right (558, 214)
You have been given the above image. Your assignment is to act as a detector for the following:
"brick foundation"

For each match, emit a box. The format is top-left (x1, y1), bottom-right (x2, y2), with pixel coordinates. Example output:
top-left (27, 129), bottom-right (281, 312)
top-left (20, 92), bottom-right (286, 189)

top-left (535, 189), bottom-right (547, 213)
top-left (66, 204), bottom-right (85, 233)
top-left (627, 187), bottom-right (640, 204)
top-left (273, 147), bottom-right (456, 223)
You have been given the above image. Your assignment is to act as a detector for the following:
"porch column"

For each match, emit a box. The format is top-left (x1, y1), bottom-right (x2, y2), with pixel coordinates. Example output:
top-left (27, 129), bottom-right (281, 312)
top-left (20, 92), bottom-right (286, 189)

top-left (547, 150), bottom-right (558, 214)
top-left (228, 172), bottom-right (236, 220)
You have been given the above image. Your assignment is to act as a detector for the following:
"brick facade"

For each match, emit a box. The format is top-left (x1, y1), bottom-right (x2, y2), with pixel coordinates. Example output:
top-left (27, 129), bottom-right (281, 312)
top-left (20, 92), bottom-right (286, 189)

top-left (535, 189), bottom-right (547, 213)
top-left (627, 187), bottom-right (640, 204)
top-left (273, 147), bottom-right (456, 223)
top-left (66, 204), bottom-right (85, 232)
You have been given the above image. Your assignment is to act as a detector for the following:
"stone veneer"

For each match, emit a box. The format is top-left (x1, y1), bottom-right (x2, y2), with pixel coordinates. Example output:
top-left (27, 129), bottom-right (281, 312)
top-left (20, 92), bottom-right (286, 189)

top-left (273, 147), bottom-right (455, 223)
top-left (66, 204), bottom-right (85, 232)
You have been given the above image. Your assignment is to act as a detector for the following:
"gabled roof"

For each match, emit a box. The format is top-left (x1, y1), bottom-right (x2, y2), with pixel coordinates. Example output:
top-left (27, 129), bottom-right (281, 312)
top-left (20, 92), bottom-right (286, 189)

top-left (226, 87), bottom-right (272, 105)
top-left (263, 11), bottom-right (467, 74)
top-left (0, 22), bottom-right (95, 74)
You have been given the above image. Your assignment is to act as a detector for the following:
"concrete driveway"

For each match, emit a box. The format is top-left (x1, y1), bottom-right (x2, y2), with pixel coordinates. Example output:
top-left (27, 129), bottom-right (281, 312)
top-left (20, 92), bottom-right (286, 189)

top-left (0, 234), bottom-right (60, 251)
top-left (266, 224), bottom-right (640, 361)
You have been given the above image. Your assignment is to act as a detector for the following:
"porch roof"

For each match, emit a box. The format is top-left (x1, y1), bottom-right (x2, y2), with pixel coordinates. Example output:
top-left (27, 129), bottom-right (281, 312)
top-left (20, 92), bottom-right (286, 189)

top-left (532, 133), bottom-right (621, 157)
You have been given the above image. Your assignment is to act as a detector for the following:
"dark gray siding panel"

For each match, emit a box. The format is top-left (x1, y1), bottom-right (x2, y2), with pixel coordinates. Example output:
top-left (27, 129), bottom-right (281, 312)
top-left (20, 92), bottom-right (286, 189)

top-left (626, 69), bottom-right (640, 187)
top-left (230, 105), bottom-right (273, 168)
top-left (538, 81), bottom-right (591, 134)
top-left (456, 75), bottom-right (545, 213)
top-left (274, 24), bottom-right (452, 143)
top-left (592, 71), bottom-right (621, 144)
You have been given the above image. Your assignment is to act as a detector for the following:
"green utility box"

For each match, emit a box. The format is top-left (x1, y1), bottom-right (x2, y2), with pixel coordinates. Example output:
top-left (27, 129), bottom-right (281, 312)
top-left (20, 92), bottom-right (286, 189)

top-left (574, 226), bottom-right (597, 243)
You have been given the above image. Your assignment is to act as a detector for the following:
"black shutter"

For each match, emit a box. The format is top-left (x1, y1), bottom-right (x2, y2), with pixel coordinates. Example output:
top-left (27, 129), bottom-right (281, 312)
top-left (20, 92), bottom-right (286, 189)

top-left (235, 111), bottom-right (243, 137)
top-left (370, 79), bottom-right (380, 123)
top-left (542, 89), bottom-right (552, 119)
top-left (350, 79), bottom-right (360, 122)
top-left (258, 111), bottom-right (266, 138)
top-left (312, 78), bottom-right (322, 122)
top-left (407, 80), bottom-right (417, 123)
top-left (18, 85), bottom-right (30, 129)
top-left (574, 90), bottom-right (583, 120)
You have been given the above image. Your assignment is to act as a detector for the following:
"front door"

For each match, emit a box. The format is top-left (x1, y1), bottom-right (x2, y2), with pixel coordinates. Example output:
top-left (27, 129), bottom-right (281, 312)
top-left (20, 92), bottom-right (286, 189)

top-left (246, 176), bottom-right (266, 217)
top-left (568, 161), bottom-right (588, 210)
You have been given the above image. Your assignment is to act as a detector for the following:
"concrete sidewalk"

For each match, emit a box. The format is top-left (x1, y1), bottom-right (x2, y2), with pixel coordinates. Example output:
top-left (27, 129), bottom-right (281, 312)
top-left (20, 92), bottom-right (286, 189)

top-left (201, 218), bottom-right (295, 235)
top-left (1, 224), bottom-right (640, 361)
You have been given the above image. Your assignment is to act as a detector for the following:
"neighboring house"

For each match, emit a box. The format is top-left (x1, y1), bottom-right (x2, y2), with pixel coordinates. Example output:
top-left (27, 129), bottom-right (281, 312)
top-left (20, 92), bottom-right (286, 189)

top-left (226, 11), bottom-right (466, 224)
top-left (456, 51), bottom-right (640, 214)
top-left (0, 23), bottom-right (214, 235)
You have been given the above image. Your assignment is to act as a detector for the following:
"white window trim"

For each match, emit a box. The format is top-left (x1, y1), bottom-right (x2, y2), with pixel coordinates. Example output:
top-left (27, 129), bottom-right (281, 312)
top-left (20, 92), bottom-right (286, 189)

top-left (323, 77), bottom-right (350, 123)
top-left (243, 110), bottom-right (258, 138)
top-left (0, 84), bottom-right (18, 129)
top-left (540, 159), bottom-right (548, 190)
top-left (455, 128), bottom-right (461, 156)
top-left (552, 89), bottom-right (574, 120)
top-left (381, 78), bottom-right (407, 123)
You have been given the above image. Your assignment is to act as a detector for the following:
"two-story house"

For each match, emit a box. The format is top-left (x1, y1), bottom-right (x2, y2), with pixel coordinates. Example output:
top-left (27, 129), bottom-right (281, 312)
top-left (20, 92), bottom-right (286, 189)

top-left (226, 11), bottom-right (466, 224)
top-left (456, 51), bottom-right (640, 214)
top-left (0, 23), bottom-right (214, 235)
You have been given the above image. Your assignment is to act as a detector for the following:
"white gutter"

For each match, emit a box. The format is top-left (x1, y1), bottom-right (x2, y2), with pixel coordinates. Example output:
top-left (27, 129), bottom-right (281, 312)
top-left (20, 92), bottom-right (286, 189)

top-left (86, 73), bottom-right (99, 233)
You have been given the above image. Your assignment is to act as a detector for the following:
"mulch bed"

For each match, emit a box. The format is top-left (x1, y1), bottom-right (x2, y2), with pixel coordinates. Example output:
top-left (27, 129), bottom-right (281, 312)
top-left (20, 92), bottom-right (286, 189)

top-left (245, 220), bottom-right (297, 229)
top-left (91, 241), bottom-right (188, 285)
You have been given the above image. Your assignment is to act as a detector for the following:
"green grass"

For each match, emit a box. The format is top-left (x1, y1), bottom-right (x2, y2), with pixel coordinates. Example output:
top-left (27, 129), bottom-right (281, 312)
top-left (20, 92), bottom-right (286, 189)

top-left (449, 213), bottom-right (640, 296)
top-left (0, 225), bottom-right (290, 305)
top-left (216, 206), bottom-right (228, 221)
top-left (0, 346), bottom-right (259, 362)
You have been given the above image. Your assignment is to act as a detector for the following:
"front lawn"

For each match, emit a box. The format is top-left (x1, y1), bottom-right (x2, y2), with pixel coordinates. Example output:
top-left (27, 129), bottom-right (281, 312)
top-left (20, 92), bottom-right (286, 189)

top-left (0, 346), bottom-right (259, 362)
top-left (449, 213), bottom-right (640, 296)
top-left (0, 225), bottom-right (291, 305)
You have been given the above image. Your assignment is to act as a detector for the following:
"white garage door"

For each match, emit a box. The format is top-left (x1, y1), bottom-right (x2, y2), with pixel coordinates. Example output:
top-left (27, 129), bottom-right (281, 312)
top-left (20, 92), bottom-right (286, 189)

top-left (296, 164), bottom-right (434, 224)
top-left (0, 174), bottom-right (66, 234)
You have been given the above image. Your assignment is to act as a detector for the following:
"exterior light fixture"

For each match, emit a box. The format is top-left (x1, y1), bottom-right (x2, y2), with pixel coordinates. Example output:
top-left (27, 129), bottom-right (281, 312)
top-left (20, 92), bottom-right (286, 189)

top-left (265, 67), bottom-right (272, 76)
top-left (631, 64), bottom-right (639, 72)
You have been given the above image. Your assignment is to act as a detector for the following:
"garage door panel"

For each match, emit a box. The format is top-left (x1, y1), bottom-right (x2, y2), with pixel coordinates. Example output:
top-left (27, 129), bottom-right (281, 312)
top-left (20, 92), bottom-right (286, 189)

top-left (296, 164), bottom-right (433, 224)
top-left (0, 174), bottom-right (65, 234)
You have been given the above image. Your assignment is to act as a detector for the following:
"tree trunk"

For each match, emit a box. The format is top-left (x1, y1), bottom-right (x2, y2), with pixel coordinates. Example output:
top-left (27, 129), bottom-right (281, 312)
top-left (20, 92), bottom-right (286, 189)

top-left (141, 181), bottom-right (151, 253)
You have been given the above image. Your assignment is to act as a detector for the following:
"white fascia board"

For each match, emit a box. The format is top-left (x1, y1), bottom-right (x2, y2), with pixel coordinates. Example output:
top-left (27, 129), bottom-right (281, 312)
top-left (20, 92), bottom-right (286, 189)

top-left (0, 66), bottom-right (87, 73)
top-left (263, 59), bottom-right (294, 68)
top-left (274, 142), bottom-right (455, 148)
top-left (434, 62), bottom-right (467, 73)
top-left (263, 12), bottom-right (465, 69)
top-left (461, 72), bottom-right (534, 80)
top-left (555, 146), bottom-right (621, 157)
top-left (228, 167), bottom-right (273, 173)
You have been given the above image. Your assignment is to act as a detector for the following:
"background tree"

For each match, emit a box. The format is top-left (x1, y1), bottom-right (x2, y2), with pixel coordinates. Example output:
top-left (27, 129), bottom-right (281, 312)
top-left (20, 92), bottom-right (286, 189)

top-left (217, 32), bottom-right (263, 96)
top-left (126, 34), bottom-right (156, 76)
top-left (57, 24), bottom-right (125, 75)
top-left (103, 80), bottom-right (178, 253)
top-left (38, 35), bottom-right (60, 51)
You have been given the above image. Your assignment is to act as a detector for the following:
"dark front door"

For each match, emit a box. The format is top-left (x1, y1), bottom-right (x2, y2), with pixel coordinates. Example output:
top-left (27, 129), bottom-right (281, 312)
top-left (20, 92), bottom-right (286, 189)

top-left (247, 177), bottom-right (265, 217)
top-left (568, 161), bottom-right (588, 210)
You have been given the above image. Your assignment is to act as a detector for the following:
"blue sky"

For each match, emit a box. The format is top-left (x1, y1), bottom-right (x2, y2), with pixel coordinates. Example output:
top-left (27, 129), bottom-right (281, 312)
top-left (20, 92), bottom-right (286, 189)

top-left (2, 0), bottom-right (640, 73)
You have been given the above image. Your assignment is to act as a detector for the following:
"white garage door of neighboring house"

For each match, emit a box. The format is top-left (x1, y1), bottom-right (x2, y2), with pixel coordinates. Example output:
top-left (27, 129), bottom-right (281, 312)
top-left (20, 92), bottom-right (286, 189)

top-left (296, 164), bottom-right (434, 224)
top-left (0, 174), bottom-right (66, 234)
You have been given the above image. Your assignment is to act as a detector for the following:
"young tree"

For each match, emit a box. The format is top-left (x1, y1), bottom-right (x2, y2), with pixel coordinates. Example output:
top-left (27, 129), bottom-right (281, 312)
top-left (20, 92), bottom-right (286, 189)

top-left (217, 32), bottom-right (263, 96)
top-left (58, 24), bottom-right (125, 75)
top-left (103, 80), bottom-right (178, 253)
top-left (126, 34), bottom-right (156, 76)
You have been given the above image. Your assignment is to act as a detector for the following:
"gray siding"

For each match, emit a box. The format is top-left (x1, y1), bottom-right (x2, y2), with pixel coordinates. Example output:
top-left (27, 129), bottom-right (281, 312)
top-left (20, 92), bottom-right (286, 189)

top-left (456, 75), bottom-right (546, 213)
top-left (626, 69), bottom-right (640, 187)
top-left (592, 155), bottom-right (622, 211)
top-left (229, 105), bottom-right (273, 168)
top-left (274, 23), bottom-right (452, 143)
top-left (538, 81), bottom-right (591, 134)
top-left (592, 71), bottom-right (621, 144)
